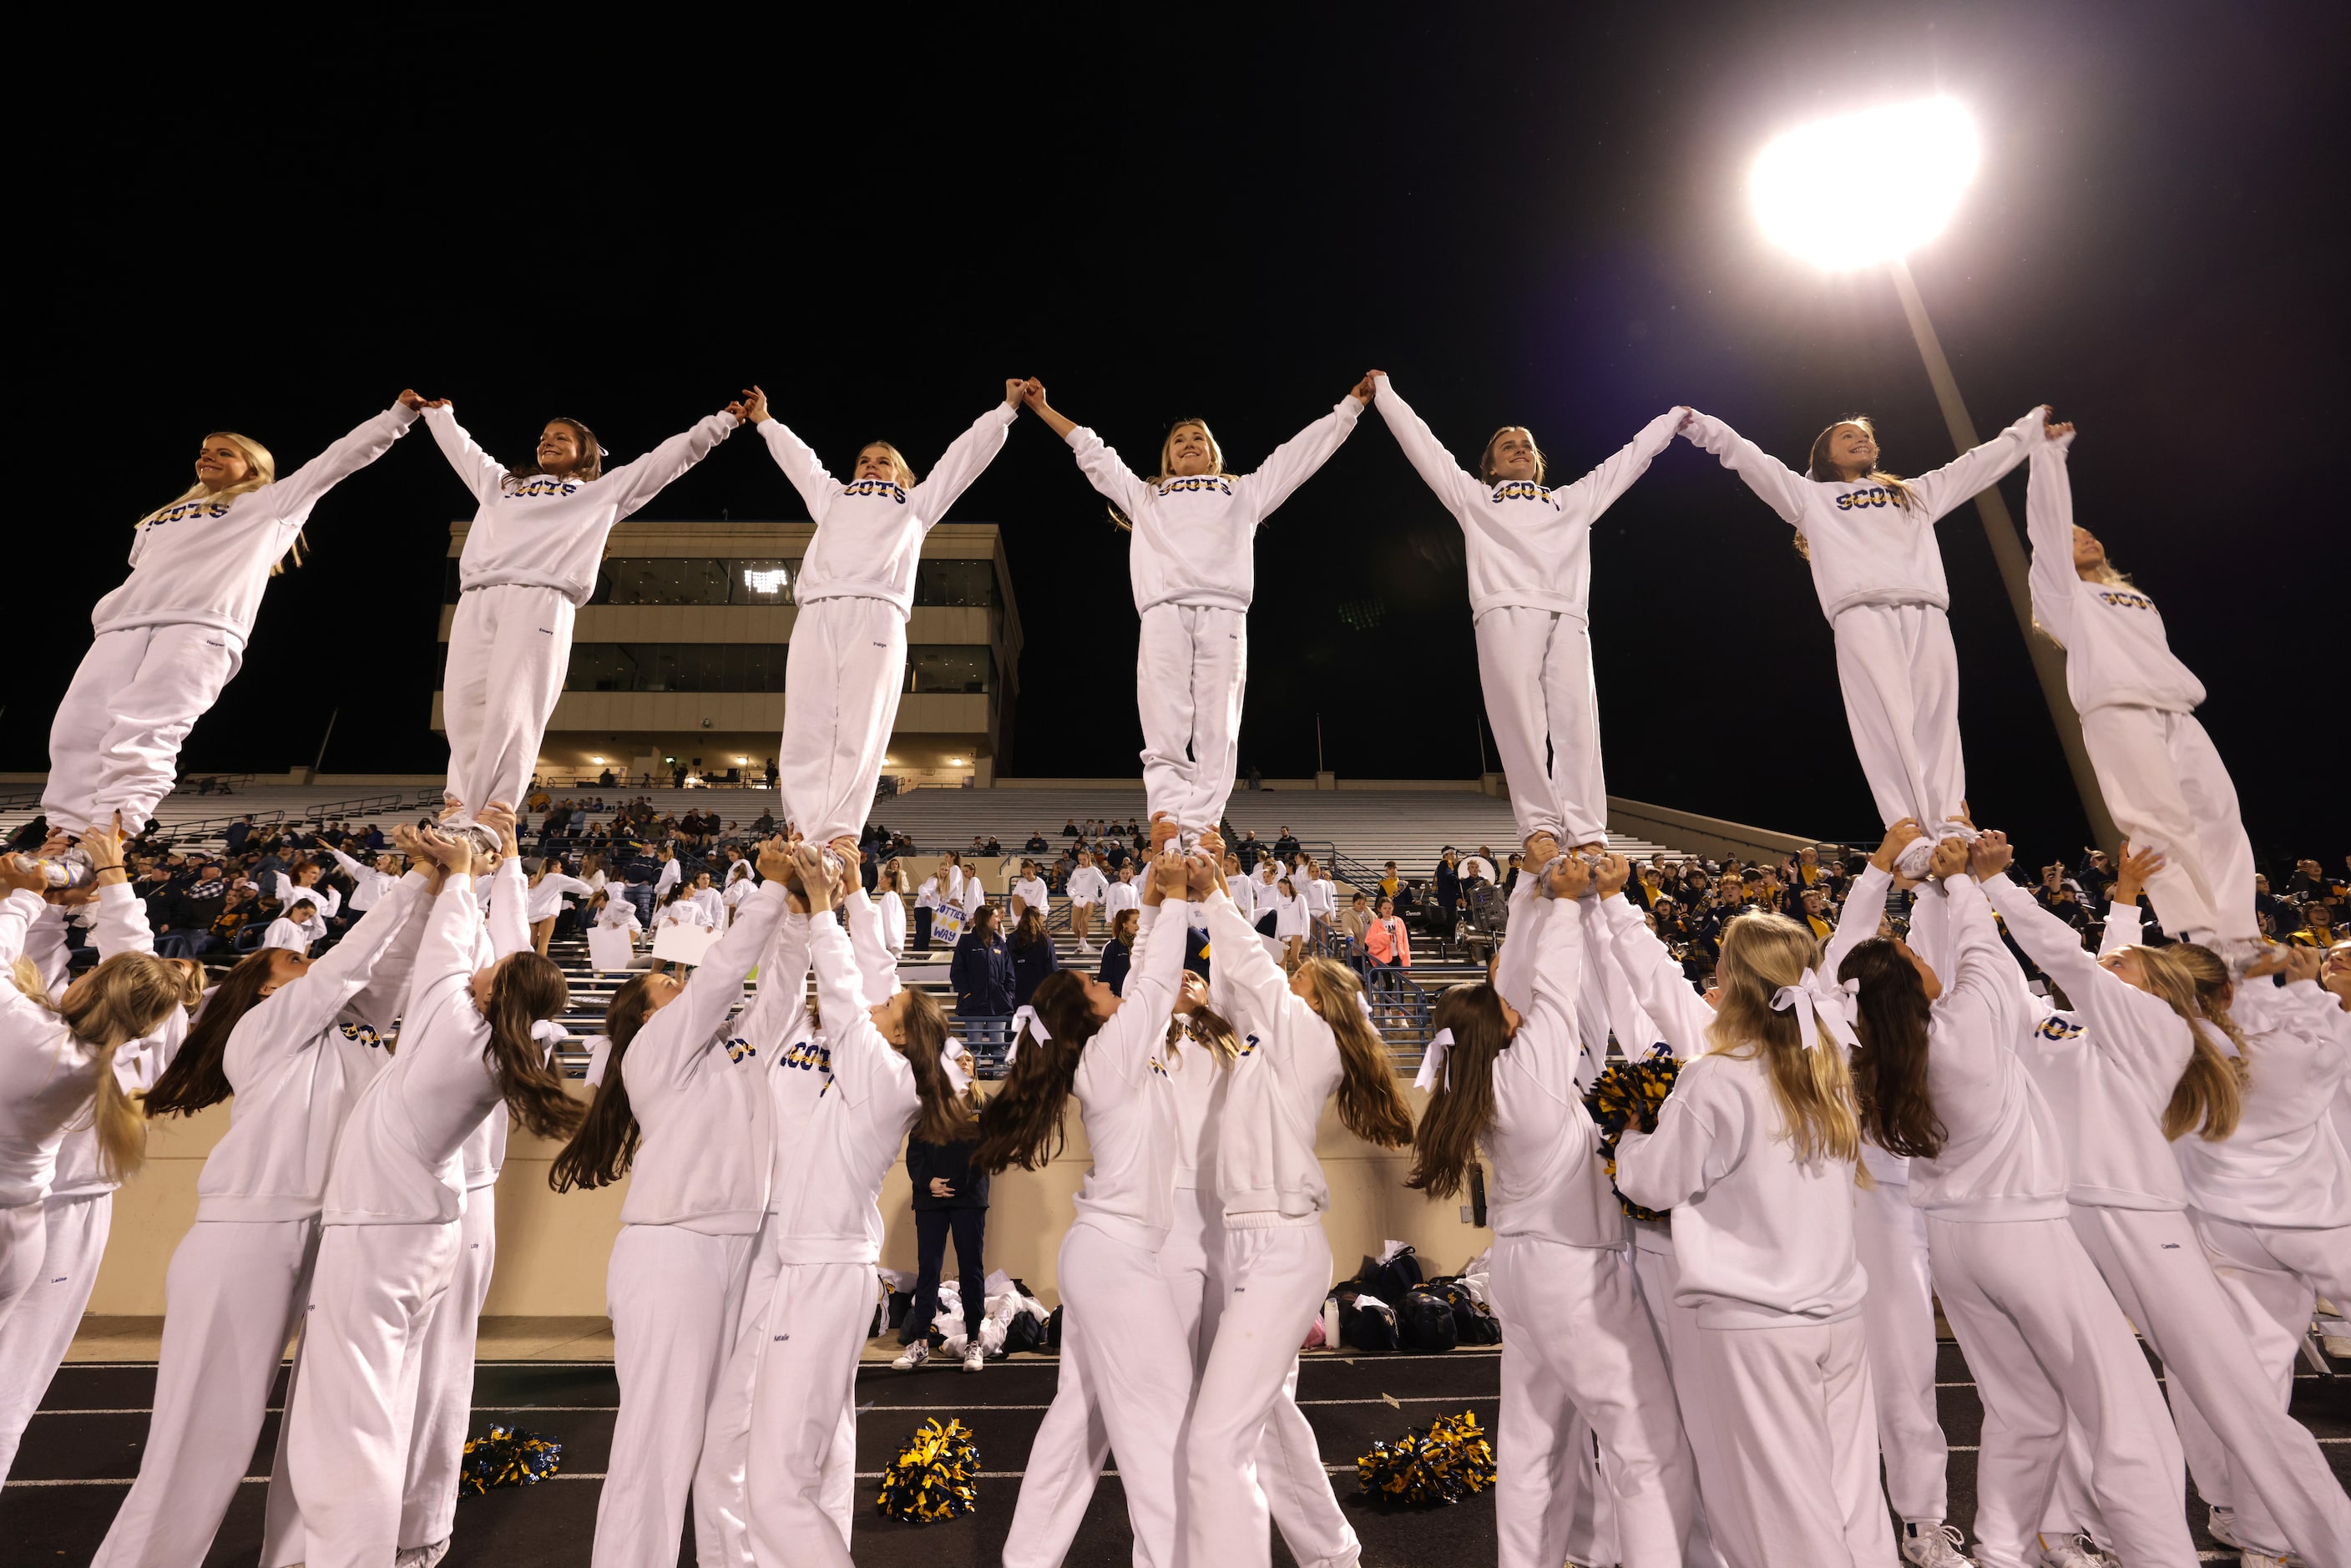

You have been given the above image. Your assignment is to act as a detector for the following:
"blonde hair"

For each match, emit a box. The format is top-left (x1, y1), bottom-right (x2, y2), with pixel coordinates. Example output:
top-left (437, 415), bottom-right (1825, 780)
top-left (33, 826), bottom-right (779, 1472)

top-left (1705, 912), bottom-right (1863, 1168)
top-left (12, 953), bottom-right (187, 1182)
top-left (1151, 418), bottom-right (1226, 483)
top-left (1164, 1001), bottom-right (1242, 1070)
top-left (142, 432), bottom-right (301, 571)
top-left (2128, 944), bottom-right (2246, 1141)
top-left (1294, 958), bottom-right (1414, 1147)
top-left (856, 441), bottom-right (919, 487)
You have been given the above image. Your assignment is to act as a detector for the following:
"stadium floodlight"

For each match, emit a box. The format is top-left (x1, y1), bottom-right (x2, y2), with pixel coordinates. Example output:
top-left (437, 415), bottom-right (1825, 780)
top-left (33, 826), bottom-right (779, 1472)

top-left (1752, 99), bottom-right (1978, 269)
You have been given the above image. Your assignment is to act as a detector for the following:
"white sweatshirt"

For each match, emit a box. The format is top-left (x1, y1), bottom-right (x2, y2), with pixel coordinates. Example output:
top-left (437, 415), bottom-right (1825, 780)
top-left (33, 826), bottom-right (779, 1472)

top-left (1822, 864), bottom-right (1914, 1188)
top-left (328, 850), bottom-right (398, 913)
top-left (1200, 892), bottom-right (1343, 1222)
top-left (526, 873), bottom-right (595, 924)
top-left (758, 404), bottom-right (1014, 613)
top-left (1105, 878), bottom-right (1140, 918)
top-left (1066, 866), bottom-right (1109, 907)
top-left (617, 883), bottom-right (798, 1233)
top-left (0, 884), bottom-right (155, 1206)
top-left (194, 873), bottom-right (429, 1222)
top-left (1013, 877), bottom-right (1050, 912)
top-left (1068, 898), bottom-right (1189, 1248)
top-left (272, 873), bottom-right (341, 921)
top-left (2174, 978), bottom-right (2351, 1230)
top-left (1484, 895), bottom-right (1620, 1248)
top-left (595, 897), bottom-right (643, 933)
top-left (1603, 893), bottom-right (1868, 1328)
top-left (261, 913), bottom-right (321, 955)
top-left (1984, 876), bottom-right (2197, 1211)
top-left (2025, 429), bottom-right (2205, 715)
top-left (656, 899), bottom-right (713, 931)
top-left (877, 888), bottom-right (907, 957)
top-left (1067, 398), bottom-right (1362, 615)
top-left (653, 859), bottom-right (683, 898)
top-left (1373, 375), bottom-right (1685, 622)
top-left (1272, 888), bottom-right (1311, 940)
top-left (1226, 873), bottom-right (1257, 924)
top-left (690, 885), bottom-right (726, 928)
top-left (1686, 406), bottom-right (2044, 620)
top-left (457, 857), bottom-right (532, 1192)
top-left (93, 403), bottom-right (418, 641)
top-left (432, 405), bottom-right (738, 605)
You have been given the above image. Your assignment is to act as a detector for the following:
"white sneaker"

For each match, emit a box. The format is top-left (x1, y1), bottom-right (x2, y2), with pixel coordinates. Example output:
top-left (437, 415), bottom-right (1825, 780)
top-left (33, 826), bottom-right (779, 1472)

top-left (1900, 1521), bottom-right (1974, 1566)
top-left (890, 1340), bottom-right (929, 1370)
top-left (394, 1542), bottom-right (452, 1568)
top-left (2035, 1534), bottom-right (2108, 1568)
top-left (2237, 1551), bottom-right (2296, 1568)
top-left (963, 1344), bottom-right (984, 1373)
top-left (1078, 940), bottom-right (1095, 954)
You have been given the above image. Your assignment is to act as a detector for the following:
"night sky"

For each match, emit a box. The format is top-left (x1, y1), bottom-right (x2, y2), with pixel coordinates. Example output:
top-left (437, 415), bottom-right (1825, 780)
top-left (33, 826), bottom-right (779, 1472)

top-left (23, 3), bottom-right (2343, 867)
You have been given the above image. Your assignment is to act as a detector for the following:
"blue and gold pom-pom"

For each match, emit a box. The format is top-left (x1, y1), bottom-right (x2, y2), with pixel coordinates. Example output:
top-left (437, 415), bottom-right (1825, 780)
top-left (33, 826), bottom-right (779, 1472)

top-left (1583, 1046), bottom-right (1681, 1221)
top-left (1354, 1409), bottom-right (1496, 1507)
top-left (876, 1417), bottom-right (981, 1524)
top-left (458, 1424), bottom-right (563, 1494)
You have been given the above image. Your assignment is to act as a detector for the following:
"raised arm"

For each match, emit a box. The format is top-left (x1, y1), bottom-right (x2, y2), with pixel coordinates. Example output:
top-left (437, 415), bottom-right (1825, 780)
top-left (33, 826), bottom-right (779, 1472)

top-left (1555, 407), bottom-right (1692, 524)
top-left (1055, 414), bottom-right (1153, 521)
top-left (846, 888), bottom-right (902, 1000)
top-left (89, 880), bottom-right (157, 960)
top-left (1976, 852), bottom-right (2112, 1009)
top-left (1234, 385), bottom-right (1368, 524)
top-left (1201, 889), bottom-right (1302, 1041)
top-left (269, 870), bottom-right (432, 1045)
top-left (423, 404), bottom-right (512, 507)
top-left (265, 401), bottom-right (422, 521)
top-left (0, 885), bottom-right (43, 967)
top-left (746, 392), bottom-right (842, 524)
top-left (908, 394), bottom-right (1021, 525)
top-left (1598, 888), bottom-right (1717, 1060)
top-left (740, 910), bottom-right (817, 1057)
top-left (1681, 410), bottom-right (1813, 525)
top-left (1368, 373), bottom-right (1482, 512)
top-left (403, 872), bottom-right (489, 1039)
top-left (1935, 873), bottom-right (2029, 1083)
top-left (600, 408), bottom-right (741, 520)
top-left (1904, 406), bottom-right (2045, 524)
top-left (485, 854), bottom-right (532, 960)
top-left (1613, 1067), bottom-right (1734, 1213)
top-left (637, 880), bottom-right (790, 1084)
top-left (328, 847), bottom-right (371, 883)
top-left (2024, 424), bottom-right (2080, 646)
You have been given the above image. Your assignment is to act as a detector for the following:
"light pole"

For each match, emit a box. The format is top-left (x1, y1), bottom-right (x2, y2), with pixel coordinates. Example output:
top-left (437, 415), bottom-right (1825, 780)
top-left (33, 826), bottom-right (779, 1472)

top-left (1752, 99), bottom-right (2120, 850)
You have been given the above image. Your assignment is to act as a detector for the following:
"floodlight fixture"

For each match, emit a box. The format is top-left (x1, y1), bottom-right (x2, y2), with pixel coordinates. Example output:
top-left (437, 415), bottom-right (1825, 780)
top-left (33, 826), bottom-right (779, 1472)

top-left (1752, 98), bottom-right (1978, 269)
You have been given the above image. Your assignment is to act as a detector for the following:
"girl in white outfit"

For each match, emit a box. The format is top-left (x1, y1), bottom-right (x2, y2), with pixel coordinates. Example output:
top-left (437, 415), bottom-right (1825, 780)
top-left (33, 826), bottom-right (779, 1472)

top-left (2023, 424), bottom-right (2255, 945)
top-left (547, 838), bottom-right (797, 1568)
top-left (1609, 900), bottom-right (1893, 1568)
top-left (93, 848), bottom-right (432, 1568)
top-left (1272, 874), bottom-right (1311, 971)
top-left (419, 391), bottom-right (743, 837)
top-left (284, 827), bottom-right (584, 1568)
top-left (1982, 853), bottom-right (2351, 1568)
top-left (1021, 377), bottom-right (1371, 837)
top-left (1841, 837), bottom-right (2194, 1568)
top-left (1681, 406), bottom-right (2047, 870)
top-left (1372, 373), bottom-right (1690, 852)
top-left (1188, 850), bottom-right (1415, 1568)
top-left (1013, 862), bottom-right (1051, 924)
top-left (1067, 852), bottom-right (1110, 953)
top-left (263, 897), bottom-right (328, 955)
top-left (742, 382), bottom-right (1022, 854)
top-left (43, 400), bottom-right (417, 850)
top-left (983, 846), bottom-right (1192, 1565)
top-left (1408, 853), bottom-right (1698, 1568)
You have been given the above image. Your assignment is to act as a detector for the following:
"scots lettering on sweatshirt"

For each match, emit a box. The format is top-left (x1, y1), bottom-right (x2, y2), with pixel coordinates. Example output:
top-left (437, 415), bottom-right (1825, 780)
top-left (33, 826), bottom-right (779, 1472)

top-left (1065, 398), bottom-right (1361, 617)
top-left (93, 403), bottom-right (418, 641)
top-left (432, 405), bottom-right (737, 605)
top-left (1374, 374), bottom-right (1685, 622)
top-left (759, 404), bottom-right (1014, 614)
top-left (1686, 406), bottom-right (2043, 620)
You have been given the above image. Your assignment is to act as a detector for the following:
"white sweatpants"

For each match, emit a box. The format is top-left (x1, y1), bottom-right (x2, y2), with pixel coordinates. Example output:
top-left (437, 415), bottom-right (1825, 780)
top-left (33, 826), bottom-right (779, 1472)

top-left (1625, 1233), bottom-right (1735, 1568)
top-left (1184, 1220), bottom-right (1337, 1568)
top-left (779, 596), bottom-right (907, 845)
top-left (1925, 1214), bottom-right (2194, 1568)
top-left (1850, 1176), bottom-right (1948, 1525)
top-left (1137, 602), bottom-right (1247, 833)
top-left (2172, 1211), bottom-right (2351, 1560)
top-left (93, 1216), bottom-right (318, 1568)
top-left (442, 584), bottom-right (574, 822)
top-left (0, 1200), bottom-right (43, 1334)
top-left (1691, 1318), bottom-right (1893, 1568)
top-left (0, 1191), bottom-right (111, 1476)
top-left (595, 1223), bottom-right (757, 1568)
top-left (2079, 706), bottom-right (2255, 941)
top-left (399, 1183), bottom-right (497, 1550)
top-left (2069, 1203), bottom-right (2351, 1568)
top-left (1474, 606), bottom-right (1607, 846)
top-left (1489, 1235), bottom-right (1695, 1568)
top-left (286, 1221), bottom-right (463, 1568)
top-left (43, 623), bottom-right (245, 837)
top-left (1830, 601), bottom-right (1965, 832)
top-left (741, 1259), bottom-right (874, 1568)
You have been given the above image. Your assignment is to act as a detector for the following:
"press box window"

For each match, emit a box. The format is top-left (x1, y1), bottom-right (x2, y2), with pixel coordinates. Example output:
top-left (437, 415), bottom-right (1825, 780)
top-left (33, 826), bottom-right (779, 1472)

top-left (903, 646), bottom-right (992, 693)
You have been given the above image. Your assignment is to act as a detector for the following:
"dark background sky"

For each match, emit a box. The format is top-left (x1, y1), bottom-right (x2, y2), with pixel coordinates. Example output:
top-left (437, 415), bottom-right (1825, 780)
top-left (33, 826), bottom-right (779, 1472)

top-left (18, 3), bottom-right (2343, 867)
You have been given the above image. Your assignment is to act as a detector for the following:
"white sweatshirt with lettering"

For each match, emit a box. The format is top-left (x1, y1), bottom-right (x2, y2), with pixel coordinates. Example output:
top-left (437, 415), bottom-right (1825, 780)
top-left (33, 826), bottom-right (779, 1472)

top-left (1374, 375), bottom-right (1686, 622)
top-left (2173, 977), bottom-right (2351, 1230)
top-left (1483, 894), bottom-right (1620, 1248)
top-left (2024, 428), bottom-right (2205, 715)
top-left (1068, 898), bottom-right (1189, 1249)
top-left (756, 404), bottom-right (1014, 614)
top-left (1200, 891), bottom-right (1343, 1222)
top-left (431, 405), bottom-right (737, 605)
top-left (93, 403), bottom-right (418, 642)
top-left (1065, 398), bottom-right (1362, 616)
top-left (0, 883), bottom-right (157, 1206)
top-left (1685, 406), bottom-right (2044, 620)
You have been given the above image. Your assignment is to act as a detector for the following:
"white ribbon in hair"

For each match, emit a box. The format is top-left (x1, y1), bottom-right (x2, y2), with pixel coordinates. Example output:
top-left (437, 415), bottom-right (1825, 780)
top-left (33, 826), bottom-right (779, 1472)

top-left (1770, 969), bottom-right (1860, 1054)
top-left (583, 1034), bottom-right (614, 1088)
top-left (1413, 1027), bottom-right (1456, 1093)
top-left (111, 1040), bottom-right (154, 1096)
top-left (530, 1017), bottom-right (566, 1065)
top-left (940, 1035), bottom-right (973, 1095)
top-left (1006, 1004), bottom-right (1051, 1064)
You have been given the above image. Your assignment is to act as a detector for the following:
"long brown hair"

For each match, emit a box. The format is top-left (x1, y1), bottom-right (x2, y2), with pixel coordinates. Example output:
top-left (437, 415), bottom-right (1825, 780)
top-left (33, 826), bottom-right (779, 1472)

top-left (1013, 907), bottom-right (1050, 951)
top-left (972, 971), bottom-right (1100, 1172)
top-left (2134, 944), bottom-right (2246, 1141)
top-left (1707, 913), bottom-right (1862, 1167)
top-left (480, 953), bottom-right (583, 1141)
top-left (1477, 427), bottom-right (1547, 486)
top-left (1806, 416), bottom-right (1915, 505)
top-left (549, 972), bottom-right (663, 1191)
top-left (1167, 999), bottom-right (1241, 1070)
top-left (14, 953), bottom-right (185, 1181)
top-left (145, 948), bottom-right (285, 1115)
top-left (892, 988), bottom-right (973, 1146)
top-left (1406, 984), bottom-right (1509, 1199)
top-left (509, 417), bottom-right (605, 483)
top-left (1837, 939), bottom-right (1947, 1160)
top-left (1295, 958), bottom-right (1414, 1148)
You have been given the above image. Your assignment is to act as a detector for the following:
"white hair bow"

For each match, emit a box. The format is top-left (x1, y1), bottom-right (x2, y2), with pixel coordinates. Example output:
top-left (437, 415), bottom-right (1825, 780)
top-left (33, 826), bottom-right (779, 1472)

top-left (1006, 1004), bottom-right (1051, 1064)
top-left (583, 1034), bottom-right (614, 1088)
top-left (941, 1035), bottom-right (973, 1095)
top-left (1770, 969), bottom-right (1860, 1053)
top-left (530, 1017), bottom-right (566, 1064)
top-left (1413, 1027), bottom-right (1456, 1093)
top-left (111, 1040), bottom-right (154, 1095)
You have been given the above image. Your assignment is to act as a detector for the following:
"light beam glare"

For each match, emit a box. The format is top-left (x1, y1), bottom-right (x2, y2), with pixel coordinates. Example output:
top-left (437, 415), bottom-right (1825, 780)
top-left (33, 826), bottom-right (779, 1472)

top-left (1752, 99), bottom-right (1979, 269)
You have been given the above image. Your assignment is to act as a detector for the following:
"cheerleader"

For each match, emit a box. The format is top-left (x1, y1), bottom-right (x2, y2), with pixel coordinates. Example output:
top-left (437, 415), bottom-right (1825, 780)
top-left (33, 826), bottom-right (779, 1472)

top-left (1409, 852), bottom-right (1697, 1568)
top-left (262, 896), bottom-right (327, 956)
top-left (1067, 850), bottom-right (1109, 953)
top-left (1012, 861), bottom-right (1051, 923)
top-left (1681, 405), bottom-right (2048, 871)
top-left (546, 837), bottom-right (797, 1568)
top-left (42, 399), bottom-right (417, 869)
top-left (92, 842), bottom-right (433, 1568)
top-left (1187, 834), bottom-right (1415, 1568)
top-left (328, 846), bottom-right (404, 915)
top-left (1605, 888), bottom-right (1892, 1567)
top-left (1272, 873), bottom-right (1311, 972)
top-left (421, 391), bottom-right (742, 842)
top-left (741, 382), bottom-right (1023, 862)
top-left (649, 885), bottom-right (713, 975)
top-left (594, 888), bottom-right (645, 937)
top-left (1980, 839), bottom-right (2351, 1568)
top-left (875, 857), bottom-right (909, 958)
top-left (1841, 838), bottom-right (2194, 1568)
top-left (271, 860), bottom-right (342, 924)
top-left (983, 844), bottom-right (1194, 1565)
top-left (1371, 373), bottom-right (1690, 852)
top-left (2024, 424), bottom-right (2255, 948)
top-left (1021, 377), bottom-right (1371, 838)
top-left (282, 827), bottom-right (584, 1568)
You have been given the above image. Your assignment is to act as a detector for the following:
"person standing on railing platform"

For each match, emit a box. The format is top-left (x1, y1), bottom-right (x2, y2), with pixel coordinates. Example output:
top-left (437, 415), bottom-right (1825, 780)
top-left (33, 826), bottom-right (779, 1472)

top-left (891, 1125), bottom-right (991, 1373)
top-left (952, 904), bottom-right (1015, 1017)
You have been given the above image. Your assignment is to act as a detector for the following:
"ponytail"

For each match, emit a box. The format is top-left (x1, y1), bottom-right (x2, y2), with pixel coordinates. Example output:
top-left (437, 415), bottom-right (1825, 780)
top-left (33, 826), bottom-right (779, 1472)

top-left (44, 953), bottom-right (185, 1181)
top-left (549, 972), bottom-right (660, 1191)
top-left (893, 987), bottom-right (974, 1146)
top-left (1838, 938), bottom-right (1946, 1160)
top-left (1406, 985), bottom-right (1509, 1199)
top-left (1297, 959), bottom-right (1414, 1149)
top-left (1167, 1002), bottom-right (1241, 1070)
top-left (146, 947), bottom-right (282, 1116)
top-left (2141, 945), bottom-right (2246, 1142)
top-left (972, 971), bottom-right (1098, 1172)
top-left (482, 953), bottom-right (582, 1141)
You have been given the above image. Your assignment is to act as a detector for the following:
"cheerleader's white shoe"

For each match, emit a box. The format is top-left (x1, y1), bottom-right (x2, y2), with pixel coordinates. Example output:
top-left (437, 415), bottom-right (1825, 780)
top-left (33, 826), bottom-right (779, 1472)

top-left (1899, 1520), bottom-right (1974, 1566)
top-left (889, 1340), bottom-right (929, 1370)
top-left (962, 1344), bottom-right (984, 1373)
top-left (2035, 1534), bottom-right (2112, 1568)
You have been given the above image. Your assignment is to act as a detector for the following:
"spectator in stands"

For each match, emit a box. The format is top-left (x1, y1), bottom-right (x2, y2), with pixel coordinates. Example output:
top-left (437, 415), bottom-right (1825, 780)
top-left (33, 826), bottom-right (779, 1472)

top-left (951, 903), bottom-right (1015, 1016)
top-left (1062, 818), bottom-right (1079, 837)
top-left (1339, 891), bottom-right (1374, 972)
top-left (1097, 907), bottom-right (1141, 994)
top-left (1433, 848), bottom-right (1461, 940)
top-left (1025, 830), bottom-right (1049, 852)
top-left (1273, 825), bottom-right (1300, 861)
top-left (1009, 906), bottom-right (1059, 1006)
top-left (225, 815), bottom-right (255, 855)
top-left (1797, 887), bottom-right (1834, 942)
top-left (2253, 873), bottom-right (2288, 934)
top-left (2290, 856), bottom-right (2344, 903)
top-left (1378, 860), bottom-right (1400, 899)
top-left (1363, 897), bottom-right (1411, 972)
top-left (982, 834), bottom-right (1003, 857)
top-left (2035, 862), bottom-right (2092, 931)
top-left (2290, 899), bottom-right (2339, 948)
